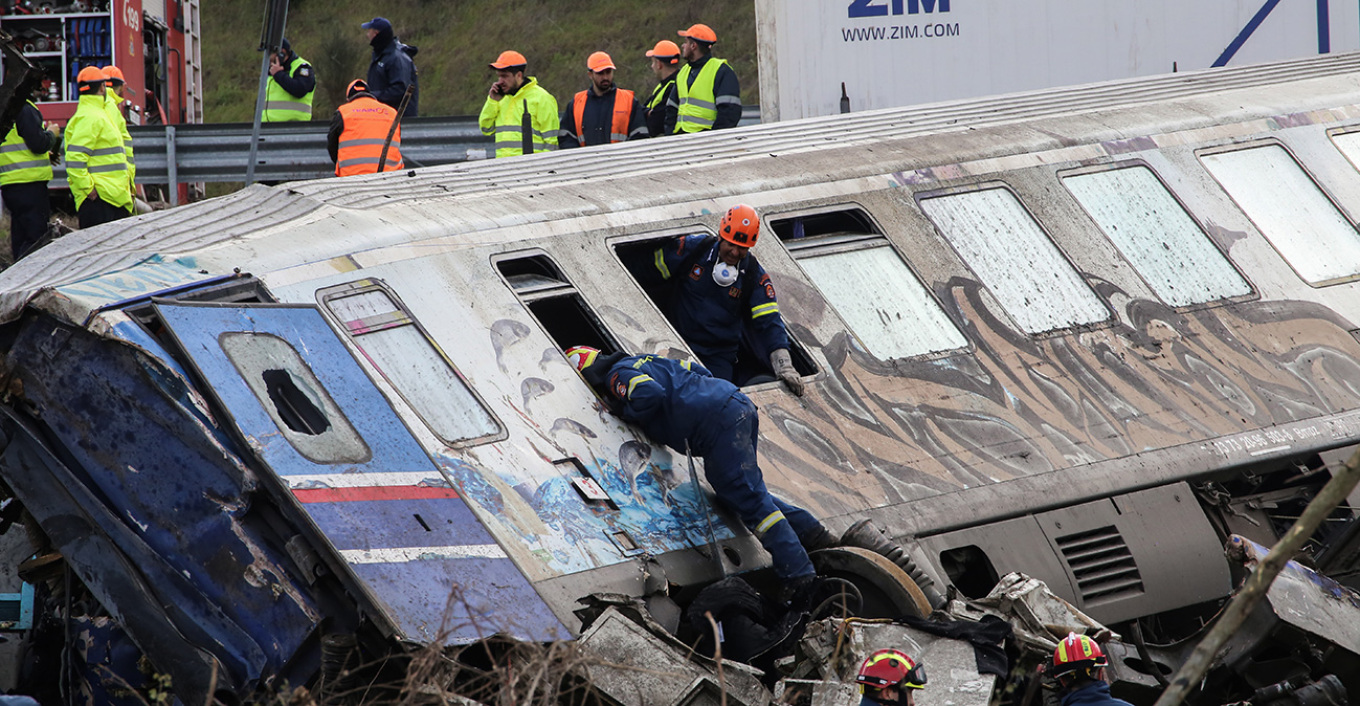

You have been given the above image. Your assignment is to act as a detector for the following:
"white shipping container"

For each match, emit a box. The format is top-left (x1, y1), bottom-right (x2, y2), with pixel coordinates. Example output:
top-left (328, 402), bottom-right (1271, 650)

top-left (754, 0), bottom-right (1360, 121)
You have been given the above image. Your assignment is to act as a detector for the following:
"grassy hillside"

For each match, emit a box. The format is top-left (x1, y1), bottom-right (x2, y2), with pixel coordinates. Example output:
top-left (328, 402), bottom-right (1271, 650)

top-left (203, 1), bottom-right (758, 122)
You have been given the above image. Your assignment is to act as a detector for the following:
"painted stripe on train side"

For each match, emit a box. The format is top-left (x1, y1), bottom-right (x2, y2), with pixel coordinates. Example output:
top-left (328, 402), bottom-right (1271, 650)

top-left (292, 486), bottom-right (460, 503)
top-left (284, 472), bottom-right (454, 488)
top-left (339, 544), bottom-right (508, 563)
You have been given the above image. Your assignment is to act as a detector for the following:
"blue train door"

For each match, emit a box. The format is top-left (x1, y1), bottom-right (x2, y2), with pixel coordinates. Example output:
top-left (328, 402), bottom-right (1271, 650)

top-left (154, 301), bottom-right (566, 643)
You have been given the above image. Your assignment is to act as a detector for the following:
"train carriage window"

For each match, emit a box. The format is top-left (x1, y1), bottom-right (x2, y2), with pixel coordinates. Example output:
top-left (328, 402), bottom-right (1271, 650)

top-left (319, 280), bottom-right (502, 447)
top-left (220, 332), bottom-right (371, 464)
top-left (920, 188), bottom-right (1110, 334)
top-left (496, 254), bottom-right (621, 355)
top-left (769, 208), bottom-right (966, 360)
top-left (1200, 145), bottom-right (1360, 285)
top-left (1063, 166), bottom-right (1252, 306)
top-left (615, 234), bottom-right (818, 380)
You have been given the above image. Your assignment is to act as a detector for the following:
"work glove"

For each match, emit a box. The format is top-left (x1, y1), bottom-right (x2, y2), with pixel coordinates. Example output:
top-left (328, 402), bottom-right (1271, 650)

top-left (769, 348), bottom-right (804, 396)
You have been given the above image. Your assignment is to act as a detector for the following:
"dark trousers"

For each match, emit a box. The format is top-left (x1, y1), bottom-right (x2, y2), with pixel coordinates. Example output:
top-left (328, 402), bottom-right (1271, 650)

top-left (691, 395), bottom-right (819, 580)
top-left (77, 194), bottom-right (130, 230)
top-left (1, 181), bottom-right (51, 260)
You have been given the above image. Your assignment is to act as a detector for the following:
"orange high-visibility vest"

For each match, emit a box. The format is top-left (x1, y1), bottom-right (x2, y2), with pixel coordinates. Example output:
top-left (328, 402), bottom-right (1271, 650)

top-left (572, 88), bottom-right (635, 145)
top-left (335, 96), bottom-right (404, 177)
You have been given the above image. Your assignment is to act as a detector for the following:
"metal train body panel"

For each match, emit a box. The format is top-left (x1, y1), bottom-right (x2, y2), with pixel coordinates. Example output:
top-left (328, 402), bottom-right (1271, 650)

top-left (4, 52), bottom-right (1360, 695)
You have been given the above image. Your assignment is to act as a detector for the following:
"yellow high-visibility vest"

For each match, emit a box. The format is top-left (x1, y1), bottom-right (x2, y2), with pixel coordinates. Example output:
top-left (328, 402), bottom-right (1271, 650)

top-left (0, 101), bottom-right (53, 185)
top-left (675, 58), bottom-right (727, 133)
top-left (263, 55), bottom-right (315, 122)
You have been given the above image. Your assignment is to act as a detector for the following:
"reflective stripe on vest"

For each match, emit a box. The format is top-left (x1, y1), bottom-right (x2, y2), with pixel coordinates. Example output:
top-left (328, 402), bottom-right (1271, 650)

top-left (675, 58), bottom-right (726, 133)
top-left (263, 55), bottom-right (315, 122)
top-left (572, 88), bottom-right (635, 144)
top-left (335, 96), bottom-right (403, 177)
top-left (490, 124), bottom-right (555, 153)
top-left (0, 102), bottom-right (53, 185)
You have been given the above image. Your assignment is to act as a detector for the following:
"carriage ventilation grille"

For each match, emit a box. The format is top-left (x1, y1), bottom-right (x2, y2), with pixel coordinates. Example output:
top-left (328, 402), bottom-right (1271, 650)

top-left (1055, 526), bottom-right (1144, 604)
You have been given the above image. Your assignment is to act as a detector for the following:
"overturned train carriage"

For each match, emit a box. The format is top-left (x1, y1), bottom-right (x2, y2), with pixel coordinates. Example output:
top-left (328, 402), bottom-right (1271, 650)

top-left (4, 52), bottom-right (1360, 699)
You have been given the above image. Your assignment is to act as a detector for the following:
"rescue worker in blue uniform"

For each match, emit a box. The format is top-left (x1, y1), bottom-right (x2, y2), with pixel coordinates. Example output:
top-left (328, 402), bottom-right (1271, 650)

top-left (1048, 634), bottom-right (1133, 706)
top-left (651, 204), bottom-right (804, 393)
top-left (565, 346), bottom-right (831, 590)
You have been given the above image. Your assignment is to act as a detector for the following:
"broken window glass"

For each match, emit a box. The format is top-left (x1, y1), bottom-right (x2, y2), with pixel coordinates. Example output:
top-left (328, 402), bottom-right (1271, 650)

top-left (920, 188), bottom-right (1110, 334)
top-left (220, 332), bottom-right (371, 464)
top-left (320, 280), bottom-right (502, 447)
top-left (1201, 144), bottom-right (1360, 285)
top-left (1063, 166), bottom-right (1252, 306)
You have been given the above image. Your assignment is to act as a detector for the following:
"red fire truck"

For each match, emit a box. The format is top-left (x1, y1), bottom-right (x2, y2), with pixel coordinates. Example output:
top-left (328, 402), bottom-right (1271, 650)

top-left (1, 0), bottom-right (201, 128)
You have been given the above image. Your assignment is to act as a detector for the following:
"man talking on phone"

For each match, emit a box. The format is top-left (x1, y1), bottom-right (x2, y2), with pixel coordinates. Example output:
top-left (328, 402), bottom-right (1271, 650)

top-left (478, 50), bottom-right (559, 158)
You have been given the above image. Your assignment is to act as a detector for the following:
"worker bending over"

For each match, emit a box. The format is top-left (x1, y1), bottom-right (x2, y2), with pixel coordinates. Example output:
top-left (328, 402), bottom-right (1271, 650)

top-left (566, 346), bottom-right (832, 597)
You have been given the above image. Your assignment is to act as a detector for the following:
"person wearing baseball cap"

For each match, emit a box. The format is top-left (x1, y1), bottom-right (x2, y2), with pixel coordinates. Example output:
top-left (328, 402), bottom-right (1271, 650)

top-left (674, 23), bottom-right (741, 134)
top-left (362, 17), bottom-right (419, 117)
top-left (558, 51), bottom-right (648, 149)
top-left (644, 40), bottom-right (681, 137)
top-left (479, 50), bottom-right (559, 157)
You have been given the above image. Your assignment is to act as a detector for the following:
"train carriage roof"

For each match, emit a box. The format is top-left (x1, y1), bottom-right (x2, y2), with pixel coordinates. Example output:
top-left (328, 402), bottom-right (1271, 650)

top-left (4, 51), bottom-right (1360, 325)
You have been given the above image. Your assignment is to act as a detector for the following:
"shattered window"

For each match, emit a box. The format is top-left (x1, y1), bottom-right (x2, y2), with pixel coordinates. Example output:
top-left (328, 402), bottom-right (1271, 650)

top-left (320, 280), bottom-right (502, 447)
top-left (769, 208), bottom-right (966, 360)
top-left (920, 188), bottom-right (1110, 334)
top-left (1200, 144), bottom-right (1360, 285)
top-left (1063, 166), bottom-right (1252, 306)
top-left (220, 332), bottom-right (371, 464)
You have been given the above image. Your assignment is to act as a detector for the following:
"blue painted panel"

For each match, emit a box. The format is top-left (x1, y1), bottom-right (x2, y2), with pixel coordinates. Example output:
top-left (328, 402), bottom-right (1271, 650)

top-left (351, 558), bottom-right (568, 643)
top-left (154, 302), bottom-right (565, 643)
top-left (304, 497), bottom-right (490, 550)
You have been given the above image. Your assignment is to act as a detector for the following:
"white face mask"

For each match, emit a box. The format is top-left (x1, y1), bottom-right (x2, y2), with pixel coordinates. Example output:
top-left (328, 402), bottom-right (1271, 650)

top-left (712, 261), bottom-right (739, 287)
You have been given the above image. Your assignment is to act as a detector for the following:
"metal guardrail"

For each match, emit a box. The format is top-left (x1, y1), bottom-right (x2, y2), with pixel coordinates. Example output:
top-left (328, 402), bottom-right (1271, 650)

top-left (49, 107), bottom-right (761, 197)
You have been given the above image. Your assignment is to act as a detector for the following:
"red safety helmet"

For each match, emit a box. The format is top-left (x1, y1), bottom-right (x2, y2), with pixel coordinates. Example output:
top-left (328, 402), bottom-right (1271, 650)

top-left (565, 346), bottom-right (601, 372)
top-left (1051, 633), bottom-right (1108, 678)
top-left (857, 649), bottom-right (927, 702)
top-left (718, 204), bottom-right (760, 248)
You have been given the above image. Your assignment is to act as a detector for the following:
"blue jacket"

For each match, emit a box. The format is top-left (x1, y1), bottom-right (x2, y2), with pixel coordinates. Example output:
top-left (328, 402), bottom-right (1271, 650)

top-left (655, 235), bottom-right (789, 371)
top-left (595, 354), bottom-right (740, 453)
top-left (367, 30), bottom-right (419, 117)
top-left (1062, 682), bottom-right (1134, 706)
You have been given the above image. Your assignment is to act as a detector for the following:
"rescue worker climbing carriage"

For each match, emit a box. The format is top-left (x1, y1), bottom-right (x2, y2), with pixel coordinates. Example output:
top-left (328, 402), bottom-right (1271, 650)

top-left (642, 204), bottom-right (805, 392)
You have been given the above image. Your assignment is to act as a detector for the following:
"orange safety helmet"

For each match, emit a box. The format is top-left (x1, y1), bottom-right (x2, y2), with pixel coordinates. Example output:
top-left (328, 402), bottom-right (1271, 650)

top-left (102, 65), bottom-right (125, 84)
top-left (565, 346), bottom-right (601, 372)
top-left (76, 65), bottom-right (106, 94)
top-left (346, 79), bottom-right (369, 99)
top-left (678, 23), bottom-right (718, 44)
top-left (489, 50), bottom-right (528, 70)
top-left (857, 649), bottom-right (926, 704)
top-left (646, 40), bottom-right (681, 65)
top-left (586, 51), bottom-right (615, 72)
top-left (1051, 633), bottom-right (1108, 678)
top-left (718, 204), bottom-right (760, 248)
